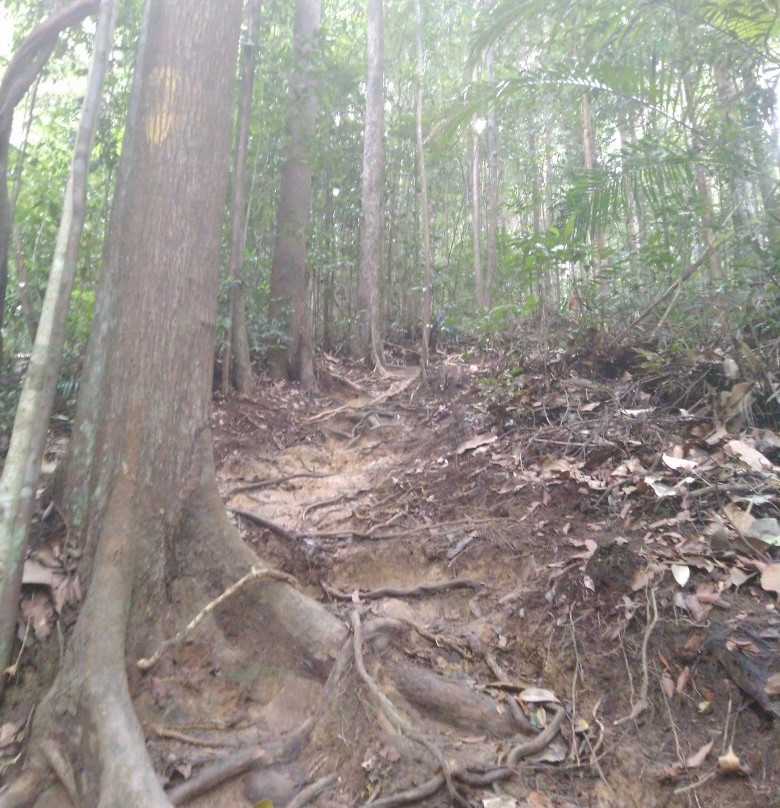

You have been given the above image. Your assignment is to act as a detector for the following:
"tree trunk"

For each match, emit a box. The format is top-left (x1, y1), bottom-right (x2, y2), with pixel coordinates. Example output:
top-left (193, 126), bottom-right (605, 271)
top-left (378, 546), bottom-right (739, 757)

top-left (581, 89), bottom-right (604, 277)
top-left (618, 105), bottom-right (642, 276)
top-left (223, 0), bottom-right (262, 395)
top-left (268, 0), bottom-right (320, 387)
top-left (0, 0), bottom-right (99, 360)
top-left (470, 120), bottom-right (483, 310)
top-left (8, 2), bottom-right (246, 803)
top-left (355, 0), bottom-right (385, 369)
top-left (0, 0), bottom-right (116, 693)
top-left (414, 0), bottom-right (433, 376)
top-left (484, 33), bottom-right (498, 311)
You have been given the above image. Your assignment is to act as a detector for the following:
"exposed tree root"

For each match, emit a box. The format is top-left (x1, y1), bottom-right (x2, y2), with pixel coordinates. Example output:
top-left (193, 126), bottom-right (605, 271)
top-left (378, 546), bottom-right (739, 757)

top-left (356, 706), bottom-right (567, 808)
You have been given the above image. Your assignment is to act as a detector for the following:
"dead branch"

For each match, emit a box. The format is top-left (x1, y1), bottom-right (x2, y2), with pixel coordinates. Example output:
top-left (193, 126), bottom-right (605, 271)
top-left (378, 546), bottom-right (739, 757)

top-left (305, 377), bottom-right (415, 423)
top-left (614, 589), bottom-right (658, 726)
top-left (228, 507), bottom-right (299, 542)
top-left (286, 773), bottom-right (338, 808)
top-left (227, 471), bottom-right (334, 497)
top-left (137, 565), bottom-right (298, 670)
top-left (167, 748), bottom-right (268, 805)
top-left (321, 578), bottom-right (483, 601)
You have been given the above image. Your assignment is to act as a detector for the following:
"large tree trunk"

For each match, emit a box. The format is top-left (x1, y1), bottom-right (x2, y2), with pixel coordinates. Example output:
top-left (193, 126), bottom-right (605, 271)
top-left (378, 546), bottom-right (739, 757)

top-left (268, 0), bottom-right (321, 387)
top-left (355, 0), bottom-right (386, 369)
top-left (5, 2), bottom-right (247, 804)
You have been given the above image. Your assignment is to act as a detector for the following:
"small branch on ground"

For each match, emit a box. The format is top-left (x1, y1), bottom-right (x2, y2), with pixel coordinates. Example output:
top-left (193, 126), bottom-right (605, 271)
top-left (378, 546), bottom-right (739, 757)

top-left (166, 720), bottom-right (315, 804)
top-left (321, 579), bottom-right (483, 601)
top-left (137, 565), bottom-right (298, 670)
top-left (227, 472), bottom-right (335, 497)
top-left (228, 507), bottom-right (299, 542)
top-left (614, 588), bottom-right (658, 726)
top-left (357, 705), bottom-right (567, 808)
top-left (286, 773), bottom-right (339, 808)
top-left (167, 747), bottom-right (269, 804)
top-left (305, 377), bottom-right (415, 423)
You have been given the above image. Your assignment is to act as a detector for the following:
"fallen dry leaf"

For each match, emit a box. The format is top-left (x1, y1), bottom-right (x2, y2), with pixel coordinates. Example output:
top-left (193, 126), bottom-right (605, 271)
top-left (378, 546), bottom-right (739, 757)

top-left (761, 563), bottom-right (780, 595)
top-left (671, 564), bottom-right (690, 587)
top-left (456, 433), bottom-right (497, 455)
top-left (518, 687), bottom-right (559, 704)
top-left (723, 439), bottom-right (774, 472)
top-left (676, 666), bottom-right (690, 694)
top-left (765, 673), bottom-right (780, 696)
top-left (686, 739), bottom-right (713, 768)
top-left (660, 671), bottom-right (675, 699)
top-left (663, 454), bottom-right (698, 471)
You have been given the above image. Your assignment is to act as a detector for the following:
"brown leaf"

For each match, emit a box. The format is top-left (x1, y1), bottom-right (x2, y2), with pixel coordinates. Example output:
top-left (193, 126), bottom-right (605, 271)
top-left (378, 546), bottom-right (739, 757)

top-left (765, 672), bottom-right (780, 696)
top-left (686, 739), bottom-right (713, 768)
top-left (22, 559), bottom-right (65, 589)
top-left (723, 439), bottom-right (774, 472)
top-left (660, 671), bottom-right (675, 699)
top-left (761, 564), bottom-right (780, 595)
top-left (676, 666), bottom-right (690, 694)
top-left (456, 433), bottom-right (497, 455)
top-left (20, 592), bottom-right (54, 641)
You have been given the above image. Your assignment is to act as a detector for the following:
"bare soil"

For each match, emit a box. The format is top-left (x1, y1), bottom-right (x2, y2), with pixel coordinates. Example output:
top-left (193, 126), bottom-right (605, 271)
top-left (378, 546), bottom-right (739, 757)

top-left (4, 350), bottom-right (779, 808)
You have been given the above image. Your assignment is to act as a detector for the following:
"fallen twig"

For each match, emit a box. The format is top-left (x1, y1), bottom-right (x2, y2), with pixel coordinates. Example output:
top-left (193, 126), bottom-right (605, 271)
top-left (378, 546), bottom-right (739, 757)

top-left (227, 472), bottom-right (335, 497)
top-left (322, 579), bottom-right (483, 601)
top-left (614, 588), bottom-right (658, 726)
top-left (167, 748), bottom-right (268, 805)
top-left (228, 507), bottom-right (299, 542)
top-left (137, 565), bottom-right (298, 670)
top-left (286, 773), bottom-right (339, 808)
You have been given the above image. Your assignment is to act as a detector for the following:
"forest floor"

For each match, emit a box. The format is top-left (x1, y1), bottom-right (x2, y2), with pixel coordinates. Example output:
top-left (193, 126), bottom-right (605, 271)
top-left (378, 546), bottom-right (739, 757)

top-left (6, 338), bottom-right (780, 808)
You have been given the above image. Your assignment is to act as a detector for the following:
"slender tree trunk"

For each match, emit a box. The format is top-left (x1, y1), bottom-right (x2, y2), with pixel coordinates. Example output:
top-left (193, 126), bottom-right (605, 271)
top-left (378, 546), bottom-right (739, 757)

top-left (485, 40), bottom-right (498, 311)
top-left (268, 0), bottom-right (320, 386)
top-left (0, 0), bottom-right (116, 689)
top-left (618, 106), bottom-right (642, 276)
top-left (581, 89), bottom-right (604, 276)
top-left (0, 0), bottom-right (99, 360)
top-left (414, 0), bottom-right (432, 375)
top-left (470, 121), bottom-right (483, 310)
top-left (355, 0), bottom-right (385, 368)
top-left (223, 0), bottom-right (262, 394)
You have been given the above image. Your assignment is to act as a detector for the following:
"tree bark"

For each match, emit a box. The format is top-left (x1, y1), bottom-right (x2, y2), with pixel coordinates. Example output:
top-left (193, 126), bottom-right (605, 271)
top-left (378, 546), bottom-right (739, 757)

top-left (223, 0), bottom-right (262, 395)
top-left (9, 1), bottom-right (247, 804)
top-left (0, 0), bottom-right (99, 360)
top-left (355, 0), bottom-right (386, 369)
top-left (414, 0), bottom-right (433, 375)
top-left (268, 0), bottom-right (321, 387)
top-left (0, 0), bottom-right (116, 693)
top-left (470, 120), bottom-right (483, 310)
top-left (485, 36), bottom-right (498, 311)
